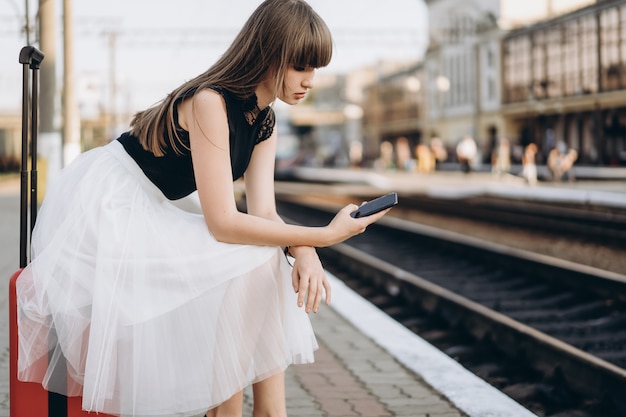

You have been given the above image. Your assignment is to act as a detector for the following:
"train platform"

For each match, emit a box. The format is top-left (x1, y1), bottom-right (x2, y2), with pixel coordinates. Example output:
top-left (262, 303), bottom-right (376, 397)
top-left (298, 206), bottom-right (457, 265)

top-left (284, 166), bottom-right (626, 209)
top-left (259, 272), bottom-right (539, 417)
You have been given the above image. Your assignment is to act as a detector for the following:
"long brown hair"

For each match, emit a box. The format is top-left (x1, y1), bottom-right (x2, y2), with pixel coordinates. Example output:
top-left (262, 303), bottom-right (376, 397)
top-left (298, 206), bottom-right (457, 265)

top-left (129, 0), bottom-right (333, 156)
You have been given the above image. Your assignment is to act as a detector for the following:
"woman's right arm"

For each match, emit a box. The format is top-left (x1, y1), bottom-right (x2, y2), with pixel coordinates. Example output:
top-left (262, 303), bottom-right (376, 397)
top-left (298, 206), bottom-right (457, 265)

top-left (179, 89), bottom-right (388, 248)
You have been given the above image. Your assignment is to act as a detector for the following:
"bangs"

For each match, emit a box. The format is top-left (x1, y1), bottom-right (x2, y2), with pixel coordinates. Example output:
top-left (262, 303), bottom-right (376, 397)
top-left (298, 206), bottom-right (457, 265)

top-left (289, 19), bottom-right (333, 69)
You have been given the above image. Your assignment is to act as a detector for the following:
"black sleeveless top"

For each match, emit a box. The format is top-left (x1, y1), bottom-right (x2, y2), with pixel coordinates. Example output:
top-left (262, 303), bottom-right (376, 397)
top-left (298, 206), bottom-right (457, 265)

top-left (117, 86), bottom-right (275, 200)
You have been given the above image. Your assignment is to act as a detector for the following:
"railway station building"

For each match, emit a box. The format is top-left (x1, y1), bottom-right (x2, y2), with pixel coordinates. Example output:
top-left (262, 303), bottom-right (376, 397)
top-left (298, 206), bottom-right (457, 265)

top-left (501, 0), bottom-right (626, 166)
top-left (360, 0), bottom-right (626, 168)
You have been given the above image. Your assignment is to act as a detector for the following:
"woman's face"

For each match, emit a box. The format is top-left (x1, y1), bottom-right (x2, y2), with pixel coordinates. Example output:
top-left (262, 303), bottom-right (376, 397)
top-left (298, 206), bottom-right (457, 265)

top-left (279, 65), bottom-right (315, 105)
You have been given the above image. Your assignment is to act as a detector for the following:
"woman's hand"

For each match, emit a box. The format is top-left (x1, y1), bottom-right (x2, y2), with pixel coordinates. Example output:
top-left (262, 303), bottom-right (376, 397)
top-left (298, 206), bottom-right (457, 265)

top-left (324, 203), bottom-right (391, 246)
top-left (289, 247), bottom-right (331, 314)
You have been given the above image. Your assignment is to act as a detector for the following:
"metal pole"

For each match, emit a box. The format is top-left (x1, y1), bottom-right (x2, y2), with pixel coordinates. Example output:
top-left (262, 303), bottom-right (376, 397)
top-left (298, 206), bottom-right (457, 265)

top-left (30, 61), bottom-right (39, 234)
top-left (63, 0), bottom-right (81, 165)
top-left (20, 58), bottom-right (29, 268)
top-left (24, 0), bottom-right (30, 45)
top-left (18, 45), bottom-right (45, 267)
top-left (38, 0), bottom-right (56, 136)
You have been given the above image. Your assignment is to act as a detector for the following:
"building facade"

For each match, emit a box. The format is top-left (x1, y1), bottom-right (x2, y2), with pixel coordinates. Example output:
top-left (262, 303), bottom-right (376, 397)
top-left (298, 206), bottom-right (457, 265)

top-left (501, 0), bottom-right (626, 165)
top-left (416, 0), bottom-right (595, 162)
top-left (361, 63), bottom-right (424, 163)
top-left (421, 0), bottom-right (504, 164)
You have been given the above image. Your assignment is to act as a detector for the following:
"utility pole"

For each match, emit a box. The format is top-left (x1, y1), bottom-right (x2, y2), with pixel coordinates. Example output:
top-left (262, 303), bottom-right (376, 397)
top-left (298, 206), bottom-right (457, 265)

top-left (63, 0), bottom-right (80, 165)
top-left (547, 0), bottom-right (554, 18)
top-left (108, 31), bottom-right (118, 139)
top-left (38, 0), bottom-right (62, 186)
top-left (24, 0), bottom-right (31, 44)
top-left (39, 0), bottom-right (55, 135)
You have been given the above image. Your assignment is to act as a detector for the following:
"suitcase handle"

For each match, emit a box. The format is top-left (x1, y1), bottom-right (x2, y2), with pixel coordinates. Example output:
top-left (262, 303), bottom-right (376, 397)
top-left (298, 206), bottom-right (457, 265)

top-left (14, 45), bottom-right (115, 417)
top-left (19, 46), bottom-right (44, 268)
top-left (19, 46), bottom-right (45, 68)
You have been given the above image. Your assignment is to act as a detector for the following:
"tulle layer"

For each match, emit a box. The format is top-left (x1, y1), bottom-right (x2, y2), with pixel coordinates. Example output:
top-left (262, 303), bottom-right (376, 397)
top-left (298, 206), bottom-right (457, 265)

top-left (17, 141), bottom-right (317, 417)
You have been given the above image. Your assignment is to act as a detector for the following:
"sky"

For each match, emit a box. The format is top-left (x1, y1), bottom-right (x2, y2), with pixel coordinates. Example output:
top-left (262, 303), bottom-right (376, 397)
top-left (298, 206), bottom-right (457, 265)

top-left (0, 0), bottom-right (429, 113)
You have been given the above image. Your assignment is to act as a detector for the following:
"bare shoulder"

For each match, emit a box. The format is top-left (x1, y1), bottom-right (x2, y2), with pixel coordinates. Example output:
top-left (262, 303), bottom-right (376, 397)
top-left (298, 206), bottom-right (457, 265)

top-left (178, 88), bottom-right (226, 131)
top-left (194, 88), bottom-right (225, 107)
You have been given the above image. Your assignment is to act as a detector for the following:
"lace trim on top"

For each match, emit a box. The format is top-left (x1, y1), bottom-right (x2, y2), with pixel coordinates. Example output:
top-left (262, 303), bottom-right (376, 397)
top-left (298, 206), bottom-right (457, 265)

top-left (242, 94), bottom-right (275, 144)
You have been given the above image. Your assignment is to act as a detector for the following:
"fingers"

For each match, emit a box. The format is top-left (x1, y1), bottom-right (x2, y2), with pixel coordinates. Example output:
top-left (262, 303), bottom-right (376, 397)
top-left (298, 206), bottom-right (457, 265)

top-left (289, 247), bottom-right (331, 313)
top-left (295, 272), bottom-right (330, 313)
top-left (296, 275), bottom-right (306, 308)
top-left (306, 278), bottom-right (320, 313)
top-left (323, 276), bottom-right (332, 305)
top-left (356, 207), bottom-right (391, 224)
top-left (291, 268), bottom-right (299, 294)
top-left (342, 203), bottom-right (361, 216)
top-left (301, 275), bottom-right (320, 313)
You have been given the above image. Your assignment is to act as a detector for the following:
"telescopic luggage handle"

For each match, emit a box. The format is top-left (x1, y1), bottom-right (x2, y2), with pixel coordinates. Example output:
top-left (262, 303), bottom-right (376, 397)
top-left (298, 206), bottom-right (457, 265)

top-left (13, 46), bottom-right (118, 417)
top-left (19, 46), bottom-right (44, 268)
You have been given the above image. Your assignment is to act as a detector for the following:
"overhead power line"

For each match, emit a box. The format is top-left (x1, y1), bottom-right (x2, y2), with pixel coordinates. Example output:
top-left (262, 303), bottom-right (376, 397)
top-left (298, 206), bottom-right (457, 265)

top-left (1, 16), bottom-right (426, 48)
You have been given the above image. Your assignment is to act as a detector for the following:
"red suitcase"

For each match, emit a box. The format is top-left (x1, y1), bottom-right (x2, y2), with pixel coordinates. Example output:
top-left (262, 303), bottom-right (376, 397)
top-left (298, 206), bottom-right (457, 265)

top-left (11, 45), bottom-right (114, 417)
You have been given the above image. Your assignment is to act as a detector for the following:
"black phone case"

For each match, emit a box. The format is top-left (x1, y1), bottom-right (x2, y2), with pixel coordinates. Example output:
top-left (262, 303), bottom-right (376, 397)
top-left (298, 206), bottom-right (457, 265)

top-left (350, 192), bottom-right (398, 218)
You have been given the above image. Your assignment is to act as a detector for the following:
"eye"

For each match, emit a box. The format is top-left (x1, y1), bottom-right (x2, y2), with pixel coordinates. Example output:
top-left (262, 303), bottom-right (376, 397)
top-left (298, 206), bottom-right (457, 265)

top-left (294, 65), bottom-right (307, 72)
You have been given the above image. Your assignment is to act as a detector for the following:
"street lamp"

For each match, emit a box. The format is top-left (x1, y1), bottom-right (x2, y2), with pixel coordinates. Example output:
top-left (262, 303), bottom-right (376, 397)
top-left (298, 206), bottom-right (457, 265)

top-left (436, 75), bottom-right (450, 94)
top-left (405, 76), bottom-right (421, 93)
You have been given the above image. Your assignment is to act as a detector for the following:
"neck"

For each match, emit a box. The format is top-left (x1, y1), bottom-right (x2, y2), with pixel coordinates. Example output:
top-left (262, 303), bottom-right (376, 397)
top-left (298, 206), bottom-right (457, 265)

top-left (255, 81), bottom-right (275, 109)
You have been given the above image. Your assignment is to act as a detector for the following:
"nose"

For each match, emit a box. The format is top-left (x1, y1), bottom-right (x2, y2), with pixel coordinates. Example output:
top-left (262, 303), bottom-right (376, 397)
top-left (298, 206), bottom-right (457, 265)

top-left (302, 70), bottom-right (315, 89)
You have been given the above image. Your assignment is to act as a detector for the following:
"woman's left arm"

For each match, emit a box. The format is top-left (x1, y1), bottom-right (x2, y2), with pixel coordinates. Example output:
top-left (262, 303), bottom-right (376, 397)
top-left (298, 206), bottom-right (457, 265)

top-left (244, 130), bottom-right (331, 313)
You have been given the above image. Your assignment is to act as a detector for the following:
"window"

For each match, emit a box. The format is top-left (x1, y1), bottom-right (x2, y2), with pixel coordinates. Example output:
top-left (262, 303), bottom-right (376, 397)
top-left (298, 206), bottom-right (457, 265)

top-left (503, 35), bottom-right (531, 103)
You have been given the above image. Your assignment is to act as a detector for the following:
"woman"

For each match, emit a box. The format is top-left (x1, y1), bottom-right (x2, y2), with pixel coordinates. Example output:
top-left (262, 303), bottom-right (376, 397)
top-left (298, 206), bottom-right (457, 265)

top-left (16, 1), bottom-right (389, 416)
top-left (522, 143), bottom-right (538, 186)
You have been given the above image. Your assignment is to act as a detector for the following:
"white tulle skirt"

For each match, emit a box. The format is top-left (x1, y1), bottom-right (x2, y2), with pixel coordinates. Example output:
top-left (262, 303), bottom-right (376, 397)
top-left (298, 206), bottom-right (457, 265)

top-left (16, 140), bottom-right (318, 417)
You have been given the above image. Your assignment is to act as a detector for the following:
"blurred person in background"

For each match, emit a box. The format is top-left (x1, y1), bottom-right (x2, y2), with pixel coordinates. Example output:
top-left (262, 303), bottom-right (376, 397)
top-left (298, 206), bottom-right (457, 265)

top-left (548, 141), bottom-right (578, 182)
top-left (522, 143), bottom-right (538, 186)
top-left (416, 143), bottom-right (435, 173)
top-left (456, 134), bottom-right (477, 173)
top-left (430, 137), bottom-right (448, 170)
top-left (374, 140), bottom-right (396, 170)
top-left (491, 137), bottom-right (511, 177)
top-left (349, 140), bottom-right (363, 168)
top-left (395, 136), bottom-right (413, 171)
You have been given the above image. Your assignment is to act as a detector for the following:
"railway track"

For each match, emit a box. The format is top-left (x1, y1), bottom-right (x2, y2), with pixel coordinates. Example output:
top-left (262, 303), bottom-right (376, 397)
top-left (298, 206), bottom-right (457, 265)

top-left (275, 197), bottom-right (626, 417)
top-left (396, 194), bottom-right (626, 246)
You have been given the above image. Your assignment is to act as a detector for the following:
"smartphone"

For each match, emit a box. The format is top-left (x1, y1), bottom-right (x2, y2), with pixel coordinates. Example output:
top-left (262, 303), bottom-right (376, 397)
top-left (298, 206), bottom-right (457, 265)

top-left (350, 192), bottom-right (398, 218)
